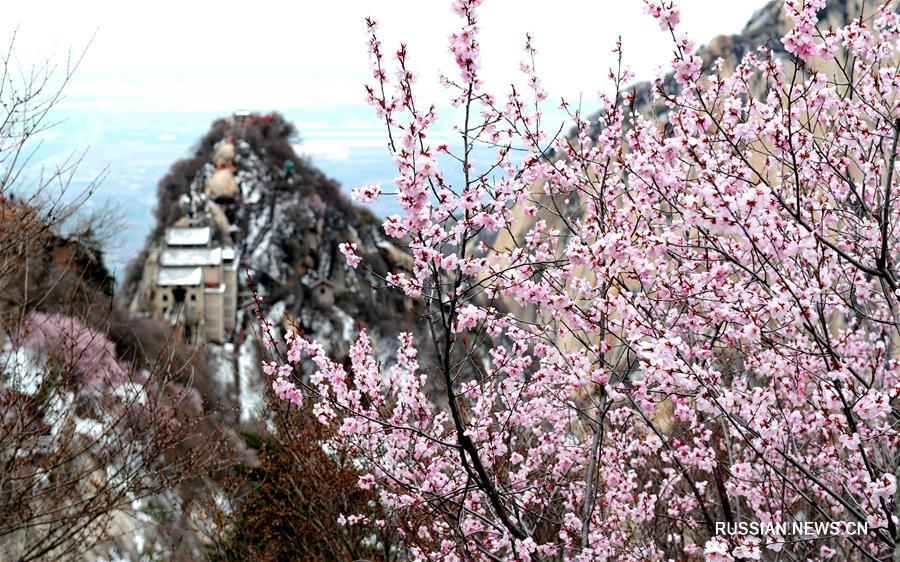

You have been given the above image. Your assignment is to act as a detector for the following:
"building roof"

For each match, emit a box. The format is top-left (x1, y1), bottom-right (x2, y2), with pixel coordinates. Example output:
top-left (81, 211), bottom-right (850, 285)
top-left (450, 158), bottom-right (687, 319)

top-left (165, 227), bottom-right (211, 247)
top-left (301, 271), bottom-right (334, 289)
top-left (158, 267), bottom-right (203, 286)
top-left (160, 247), bottom-right (222, 267)
top-left (205, 168), bottom-right (238, 199)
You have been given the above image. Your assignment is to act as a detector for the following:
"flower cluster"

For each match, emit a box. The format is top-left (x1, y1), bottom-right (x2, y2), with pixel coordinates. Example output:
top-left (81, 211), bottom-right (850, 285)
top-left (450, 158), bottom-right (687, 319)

top-left (20, 312), bottom-right (130, 390)
top-left (338, 242), bottom-right (362, 269)
top-left (350, 183), bottom-right (382, 203)
top-left (781, 0), bottom-right (834, 61)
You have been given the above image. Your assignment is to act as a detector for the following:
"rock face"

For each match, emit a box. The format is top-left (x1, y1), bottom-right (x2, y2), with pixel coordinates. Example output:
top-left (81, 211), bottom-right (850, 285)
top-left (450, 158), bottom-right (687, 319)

top-left (205, 168), bottom-right (238, 200)
top-left (212, 140), bottom-right (235, 168)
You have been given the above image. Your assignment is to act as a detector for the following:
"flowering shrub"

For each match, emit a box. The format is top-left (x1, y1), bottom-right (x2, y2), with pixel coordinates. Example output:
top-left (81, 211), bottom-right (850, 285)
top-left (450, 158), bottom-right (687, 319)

top-left (264, 0), bottom-right (900, 559)
top-left (1, 309), bottom-right (222, 560)
top-left (20, 312), bottom-right (132, 391)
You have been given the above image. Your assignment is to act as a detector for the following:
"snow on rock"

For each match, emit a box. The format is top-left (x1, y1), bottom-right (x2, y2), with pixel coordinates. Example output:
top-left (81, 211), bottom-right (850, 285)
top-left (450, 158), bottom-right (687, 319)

top-left (237, 335), bottom-right (266, 425)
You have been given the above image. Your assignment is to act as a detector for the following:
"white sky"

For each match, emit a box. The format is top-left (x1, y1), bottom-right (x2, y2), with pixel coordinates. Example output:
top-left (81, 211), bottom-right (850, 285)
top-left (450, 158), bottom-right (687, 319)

top-left (4, 0), bottom-right (771, 113)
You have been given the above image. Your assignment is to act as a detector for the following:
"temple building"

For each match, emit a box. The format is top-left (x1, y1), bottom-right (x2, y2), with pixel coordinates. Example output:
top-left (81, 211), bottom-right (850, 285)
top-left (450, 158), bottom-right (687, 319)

top-left (130, 223), bottom-right (239, 344)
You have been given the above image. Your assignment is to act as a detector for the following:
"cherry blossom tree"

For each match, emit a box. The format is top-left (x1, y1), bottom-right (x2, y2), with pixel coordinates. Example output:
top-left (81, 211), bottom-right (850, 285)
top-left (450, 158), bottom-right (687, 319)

top-left (263, 0), bottom-right (900, 559)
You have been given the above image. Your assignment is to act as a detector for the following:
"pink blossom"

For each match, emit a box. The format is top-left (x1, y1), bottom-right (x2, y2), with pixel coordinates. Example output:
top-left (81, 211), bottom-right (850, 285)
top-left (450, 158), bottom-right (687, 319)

top-left (351, 183), bottom-right (383, 203)
top-left (853, 390), bottom-right (891, 420)
top-left (644, 1), bottom-right (681, 31)
top-left (339, 242), bottom-right (362, 268)
top-left (673, 55), bottom-right (702, 85)
top-left (21, 312), bottom-right (129, 390)
top-left (703, 538), bottom-right (733, 562)
top-left (454, 305), bottom-right (487, 332)
top-left (272, 377), bottom-right (303, 406)
top-left (868, 474), bottom-right (897, 501)
top-left (782, 0), bottom-right (830, 61)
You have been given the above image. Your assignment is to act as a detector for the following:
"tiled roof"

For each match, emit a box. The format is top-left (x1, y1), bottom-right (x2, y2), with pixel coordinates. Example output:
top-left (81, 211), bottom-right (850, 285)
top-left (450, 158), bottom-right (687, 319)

top-left (165, 227), bottom-right (211, 246)
top-left (160, 247), bottom-right (222, 267)
top-left (158, 267), bottom-right (203, 286)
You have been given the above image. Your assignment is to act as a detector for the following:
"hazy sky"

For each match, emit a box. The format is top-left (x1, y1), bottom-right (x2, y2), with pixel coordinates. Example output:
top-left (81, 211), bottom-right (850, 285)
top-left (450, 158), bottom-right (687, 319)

top-left (6, 0), bottom-right (771, 113)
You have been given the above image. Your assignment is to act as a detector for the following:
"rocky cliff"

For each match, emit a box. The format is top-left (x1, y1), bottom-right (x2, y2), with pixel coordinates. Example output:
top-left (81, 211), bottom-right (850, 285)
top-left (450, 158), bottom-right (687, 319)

top-left (123, 112), bottom-right (421, 425)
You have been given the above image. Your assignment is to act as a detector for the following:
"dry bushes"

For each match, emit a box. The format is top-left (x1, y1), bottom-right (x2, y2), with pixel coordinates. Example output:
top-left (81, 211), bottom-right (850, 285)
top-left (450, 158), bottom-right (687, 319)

top-left (206, 396), bottom-right (397, 562)
top-left (0, 193), bottom-right (241, 560)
